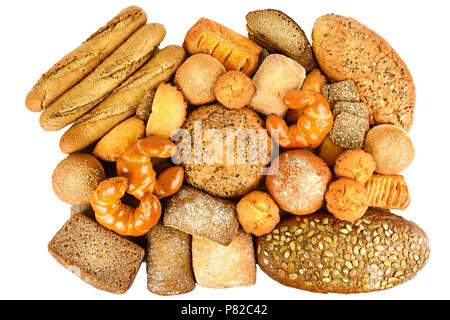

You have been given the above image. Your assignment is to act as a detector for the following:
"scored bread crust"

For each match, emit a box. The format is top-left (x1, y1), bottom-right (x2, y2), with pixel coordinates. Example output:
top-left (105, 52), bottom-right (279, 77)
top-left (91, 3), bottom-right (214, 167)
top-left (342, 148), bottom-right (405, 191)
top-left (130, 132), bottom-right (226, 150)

top-left (256, 210), bottom-right (430, 294)
top-left (183, 18), bottom-right (262, 76)
top-left (246, 9), bottom-right (317, 71)
top-left (312, 14), bottom-right (415, 131)
top-left (26, 6), bottom-right (147, 112)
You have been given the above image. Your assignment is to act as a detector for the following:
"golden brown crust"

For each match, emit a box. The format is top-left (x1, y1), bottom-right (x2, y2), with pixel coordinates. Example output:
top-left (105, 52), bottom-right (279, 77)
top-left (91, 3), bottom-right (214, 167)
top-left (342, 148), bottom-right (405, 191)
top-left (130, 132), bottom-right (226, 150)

top-left (93, 116), bottom-right (145, 161)
top-left (312, 14), bottom-right (415, 131)
top-left (136, 89), bottom-right (155, 121)
top-left (286, 69), bottom-right (328, 124)
top-left (363, 124), bottom-right (415, 174)
top-left (317, 135), bottom-right (346, 167)
top-left (146, 224), bottom-right (195, 295)
top-left (237, 191), bottom-right (280, 236)
top-left (52, 154), bottom-right (105, 205)
top-left (26, 6), bottom-right (147, 112)
top-left (256, 210), bottom-right (430, 294)
top-left (192, 229), bottom-right (256, 288)
top-left (59, 45), bottom-right (185, 154)
top-left (325, 178), bottom-right (369, 223)
top-left (183, 18), bottom-right (262, 76)
top-left (334, 150), bottom-right (376, 184)
top-left (213, 71), bottom-right (255, 109)
top-left (366, 174), bottom-right (411, 210)
top-left (265, 150), bottom-right (332, 215)
top-left (40, 23), bottom-right (166, 131)
top-left (174, 54), bottom-right (225, 105)
top-left (146, 83), bottom-right (187, 138)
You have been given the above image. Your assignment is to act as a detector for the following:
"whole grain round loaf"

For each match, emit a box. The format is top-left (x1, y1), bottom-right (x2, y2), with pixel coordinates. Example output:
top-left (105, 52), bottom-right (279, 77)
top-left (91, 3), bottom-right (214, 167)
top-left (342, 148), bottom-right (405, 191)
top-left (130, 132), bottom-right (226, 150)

top-left (178, 104), bottom-right (270, 198)
top-left (312, 14), bottom-right (415, 131)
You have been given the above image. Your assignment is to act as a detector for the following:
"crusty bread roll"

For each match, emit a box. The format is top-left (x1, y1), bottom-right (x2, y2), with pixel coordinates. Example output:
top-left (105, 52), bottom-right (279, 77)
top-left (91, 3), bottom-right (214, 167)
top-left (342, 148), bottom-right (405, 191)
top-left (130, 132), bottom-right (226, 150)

top-left (183, 18), bottom-right (262, 76)
top-left (59, 45), bottom-right (185, 154)
top-left (40, 23), bottom-right (166, 131)
top-left (174, 54), bottom-right (225, 106)
top-left (256, 210), bottom-right (430, 294)
top-left (265, 150), bottom-right (332, 215)
top-left (93, 116), bottom-right (145, 162)
top-left (312, 14), bottom-right (415, 131)
top-left (192, 229), bottom-right (256, 289)
top-left (363, 124), bottom-right (415, 174)
top-left (25, 6), bottom-right (147, 112)
top-left (52, 154), bottom-right (105, 205)
top-left (146, 224), bottom-right (195, 296)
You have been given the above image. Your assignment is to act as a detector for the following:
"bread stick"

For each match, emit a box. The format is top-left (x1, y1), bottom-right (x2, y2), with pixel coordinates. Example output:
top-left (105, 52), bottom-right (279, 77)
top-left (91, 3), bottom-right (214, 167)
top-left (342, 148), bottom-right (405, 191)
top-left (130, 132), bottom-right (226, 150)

top-left (59, 45), bottom-right (185, 154)
top-left (40, 23), bottom-right (166, 131)
top-left (26, 6), bottom-right (147, 112)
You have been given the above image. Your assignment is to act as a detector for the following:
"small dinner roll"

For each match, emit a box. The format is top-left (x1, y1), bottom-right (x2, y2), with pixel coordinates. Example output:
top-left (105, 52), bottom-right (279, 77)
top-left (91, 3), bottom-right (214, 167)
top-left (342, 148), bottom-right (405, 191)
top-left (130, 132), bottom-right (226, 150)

top-left (334, 149), bottom-right (376, 184)
top-left (52, 154), bottom-right (105, 205)
top-left (214, 71), bottom-right (255, 109)
top-left (364, 124), bottom-right (415, 174)
top-left (174, 53), bottom-right (225, 105)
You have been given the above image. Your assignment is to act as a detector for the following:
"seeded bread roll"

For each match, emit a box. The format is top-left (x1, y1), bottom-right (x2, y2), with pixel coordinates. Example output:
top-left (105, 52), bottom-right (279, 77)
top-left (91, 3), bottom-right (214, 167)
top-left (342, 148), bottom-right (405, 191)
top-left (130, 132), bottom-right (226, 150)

top-left (40, 23), bottom-right (166, 131)
top-left (256, 210), bottom-right (430, 294)
top-left (146, 224), bottom-right (195, 296)
top-left (52, 154), bottom-right (105, 205)
top-left (246, 9), bottom-right (316, 71)
top-left (364, 124), bottom-right (415, 174)
top-left (48, 213), bottom-right (145, 294)
top-left (163, 185), bottom-right (239, 245)
top-left (59, 45), bottom-right (185, 154)
top-left (313, 14), bottom-right (415, 131)
top-left (26, 6), bottom-right (147, 112)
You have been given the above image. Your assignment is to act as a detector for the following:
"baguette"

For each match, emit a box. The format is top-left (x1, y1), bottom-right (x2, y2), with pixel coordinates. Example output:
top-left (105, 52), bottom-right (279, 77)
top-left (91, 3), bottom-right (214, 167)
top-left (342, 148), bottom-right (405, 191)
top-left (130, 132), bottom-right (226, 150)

top-left (40, 23), bottom-right (166, 131)
top-left (26, 6), bottom-right (147, 112)
top-left (256, 210), bottom-right (429, 293)
top-left (59, 45), bottom-right (185, 154)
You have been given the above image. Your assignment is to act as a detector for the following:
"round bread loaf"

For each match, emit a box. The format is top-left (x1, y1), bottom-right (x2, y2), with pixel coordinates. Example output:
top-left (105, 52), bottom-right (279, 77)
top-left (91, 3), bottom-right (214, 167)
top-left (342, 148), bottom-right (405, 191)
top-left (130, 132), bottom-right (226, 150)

top-left (52, 154), bottom-right (105, 205)
top-left (364, 124), bottom-right (414, 174)
top-left (174, 53), bottom-right (225, 105)
top-left (179, 104), bottom-right (270, 198)
top-left (265, 150), bottom-right (332, 215)
top-left (312, 14), bottom-right (415, 131)
top-left (256, 210), bottom-right (430, 294)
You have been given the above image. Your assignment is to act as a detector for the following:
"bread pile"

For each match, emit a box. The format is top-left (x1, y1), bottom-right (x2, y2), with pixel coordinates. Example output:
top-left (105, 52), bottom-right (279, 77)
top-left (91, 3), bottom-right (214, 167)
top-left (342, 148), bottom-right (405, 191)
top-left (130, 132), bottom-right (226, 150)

top-left (28, 6), bottom-right (428, 295)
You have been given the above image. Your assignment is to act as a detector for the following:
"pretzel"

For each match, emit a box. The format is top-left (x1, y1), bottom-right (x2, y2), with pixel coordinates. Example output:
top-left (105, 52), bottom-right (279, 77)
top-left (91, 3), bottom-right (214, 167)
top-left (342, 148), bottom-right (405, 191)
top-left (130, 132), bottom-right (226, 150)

top-left (266, 90), bottom-right (333, 149)
top-left (91, 177), bottom-right (162, 237)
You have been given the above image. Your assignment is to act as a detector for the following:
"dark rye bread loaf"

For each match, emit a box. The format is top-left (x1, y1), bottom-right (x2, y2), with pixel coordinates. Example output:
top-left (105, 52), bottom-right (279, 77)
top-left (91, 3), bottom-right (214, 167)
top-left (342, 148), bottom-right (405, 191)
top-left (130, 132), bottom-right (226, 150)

top-left (48, 213), bottom-right (145, 294)
top-left (246, 9), bottom-right (316, 71)
top-left (256, 210), bottom-right (429, 294)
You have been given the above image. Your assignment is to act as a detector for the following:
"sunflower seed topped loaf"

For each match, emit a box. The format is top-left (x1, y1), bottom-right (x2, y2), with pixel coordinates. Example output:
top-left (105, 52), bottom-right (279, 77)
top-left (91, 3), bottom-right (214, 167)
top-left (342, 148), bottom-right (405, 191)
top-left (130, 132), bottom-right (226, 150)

top-left (256, 210), bottom-right (429, 294)
top-left (313, 14), bottom-right (416, 131)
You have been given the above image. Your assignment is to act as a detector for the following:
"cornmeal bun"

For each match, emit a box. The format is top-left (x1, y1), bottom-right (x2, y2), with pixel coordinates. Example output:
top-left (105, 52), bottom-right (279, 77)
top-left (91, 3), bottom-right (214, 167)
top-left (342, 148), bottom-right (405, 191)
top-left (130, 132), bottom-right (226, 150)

top-left (364, 124), bottom-right (414, 174)
top-left (265, 150), bottom-right (332, 215)
top-left (52, 154), bottom-right (105, 205)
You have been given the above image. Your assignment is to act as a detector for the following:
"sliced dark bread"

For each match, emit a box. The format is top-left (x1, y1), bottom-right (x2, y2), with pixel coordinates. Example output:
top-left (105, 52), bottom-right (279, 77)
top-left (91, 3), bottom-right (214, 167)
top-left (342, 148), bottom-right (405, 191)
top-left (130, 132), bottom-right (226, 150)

top-left (48, 213), bottom-right (145, 294)
top-left (246, 9), bottom-right (316, 71)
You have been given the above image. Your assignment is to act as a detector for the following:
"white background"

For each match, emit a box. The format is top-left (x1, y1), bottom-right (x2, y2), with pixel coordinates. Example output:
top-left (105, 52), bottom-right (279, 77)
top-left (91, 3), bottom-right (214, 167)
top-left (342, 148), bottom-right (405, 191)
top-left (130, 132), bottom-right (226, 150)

top-left (1, 0), bottom-right (449, 300)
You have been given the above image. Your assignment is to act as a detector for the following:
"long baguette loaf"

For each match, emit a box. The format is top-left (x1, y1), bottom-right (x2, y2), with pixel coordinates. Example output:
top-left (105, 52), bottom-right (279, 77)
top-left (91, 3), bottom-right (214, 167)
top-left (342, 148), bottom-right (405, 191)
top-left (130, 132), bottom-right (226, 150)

top-left (26, 6), bottom-right (147, 112)
top-left (59, 45), bottom-right (186, 154)
top-left (40, 23), bottom-right (166, 131)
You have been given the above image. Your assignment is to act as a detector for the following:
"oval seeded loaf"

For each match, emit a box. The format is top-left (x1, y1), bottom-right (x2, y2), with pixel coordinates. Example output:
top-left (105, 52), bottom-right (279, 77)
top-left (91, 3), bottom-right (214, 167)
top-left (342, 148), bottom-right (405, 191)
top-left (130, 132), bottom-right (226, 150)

top-left (256, 210), bottom-right (429, 294)
top-left (312, 14), bottom-right (415, 131)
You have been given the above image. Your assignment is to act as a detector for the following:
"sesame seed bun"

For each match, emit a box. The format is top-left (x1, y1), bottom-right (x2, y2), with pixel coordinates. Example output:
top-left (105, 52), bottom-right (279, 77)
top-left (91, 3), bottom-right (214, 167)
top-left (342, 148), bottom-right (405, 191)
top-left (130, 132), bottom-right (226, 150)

top-left (364, 124), bottom-right (414, 174)
top-left (52, 154), bottom-right (105, 205)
